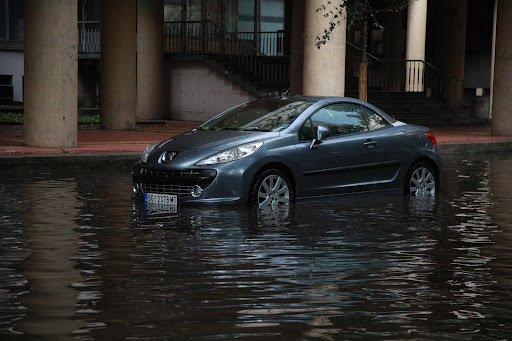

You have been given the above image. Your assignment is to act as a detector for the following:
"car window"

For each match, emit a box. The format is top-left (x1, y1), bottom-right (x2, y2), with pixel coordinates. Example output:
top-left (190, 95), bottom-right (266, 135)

top-left (299, 118), bottom-right (314, 141)
top-left (301, 103), bottom-right (367, 140)
top-left (201, 98), bottom-right (315, 132)
top-left (359, 106), bottom-right (390, 131)
top-left (298, 103), bottom-right (390, 141)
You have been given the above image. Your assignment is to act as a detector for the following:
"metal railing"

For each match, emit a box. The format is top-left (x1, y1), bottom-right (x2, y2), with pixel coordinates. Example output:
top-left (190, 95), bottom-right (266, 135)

top-left (235, 31), bottom-right (286, 56)
top-left (77, 22), bottom-right (285, 57)
top-left (78, 22), bottom-right (100, 54)
top-left (164, 21), bottom-right (290, 90)
top-left (78, 21), bottom-right (463, 107)
top-left (164, 21), bottom-right (262, 56)
top-left (346, 43), bottom-right (463, 110)
top-left (79, 28), bottom-right (100, 53)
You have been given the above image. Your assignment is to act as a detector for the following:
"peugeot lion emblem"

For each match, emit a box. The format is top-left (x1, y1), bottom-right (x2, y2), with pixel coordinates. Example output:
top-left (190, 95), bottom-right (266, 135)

top-left (160, 151), bottom-right (178, 163)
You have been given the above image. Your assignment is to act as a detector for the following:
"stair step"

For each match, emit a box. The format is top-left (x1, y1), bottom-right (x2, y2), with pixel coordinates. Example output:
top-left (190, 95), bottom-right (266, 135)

top-left (200, 54), bottom-right (288, 97)
top-left (357, 91), bottom-right (488, 127)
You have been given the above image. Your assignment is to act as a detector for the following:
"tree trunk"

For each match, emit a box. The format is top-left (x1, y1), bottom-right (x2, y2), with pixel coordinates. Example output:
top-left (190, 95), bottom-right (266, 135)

top-left (359, 0), bottom-right (369, 102)
top-left (359, 62), bottom-right (367, 101)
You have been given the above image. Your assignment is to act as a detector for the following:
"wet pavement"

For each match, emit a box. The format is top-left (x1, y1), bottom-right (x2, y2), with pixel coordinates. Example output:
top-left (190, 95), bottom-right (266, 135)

top-left (1, 152), bottom-right (512, 340)
top-left (1, 122), bottom-right (512, 157)
top-left (0, 121), bottom-right (201, 156)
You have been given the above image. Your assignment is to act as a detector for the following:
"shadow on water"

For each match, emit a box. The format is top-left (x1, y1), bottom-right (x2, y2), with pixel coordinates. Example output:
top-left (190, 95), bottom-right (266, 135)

top-left (1, 154), bottom-right (512, 339)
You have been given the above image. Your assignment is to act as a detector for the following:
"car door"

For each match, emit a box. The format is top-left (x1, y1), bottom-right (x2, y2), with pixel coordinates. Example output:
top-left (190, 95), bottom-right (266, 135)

top-left (357, 105), bottom-right (403, 185)
top-left (296, 102), bottom-right (384, 198)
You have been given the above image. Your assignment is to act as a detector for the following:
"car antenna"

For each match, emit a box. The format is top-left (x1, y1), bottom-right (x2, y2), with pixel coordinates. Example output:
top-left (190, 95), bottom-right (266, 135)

top-left (281, 83), bottom-right (295, 98)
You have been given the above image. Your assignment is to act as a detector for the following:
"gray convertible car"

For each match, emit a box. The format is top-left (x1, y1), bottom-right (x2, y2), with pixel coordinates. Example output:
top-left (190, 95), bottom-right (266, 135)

top-left (132, 96), bottom-right (442, 210)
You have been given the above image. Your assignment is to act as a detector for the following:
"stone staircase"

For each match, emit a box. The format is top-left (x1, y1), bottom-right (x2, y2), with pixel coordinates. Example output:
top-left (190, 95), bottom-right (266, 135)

top-left (200, 54), bottom-right (289, 98)
top-left (346, 91), bottom-right (490, 127)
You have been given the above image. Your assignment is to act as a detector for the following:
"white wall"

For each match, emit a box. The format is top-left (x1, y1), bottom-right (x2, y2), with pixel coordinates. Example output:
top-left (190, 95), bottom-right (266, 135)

top-left (0, 50), bottom-right (23, 102)
top-left (167, 61), bottom-right (255, 122)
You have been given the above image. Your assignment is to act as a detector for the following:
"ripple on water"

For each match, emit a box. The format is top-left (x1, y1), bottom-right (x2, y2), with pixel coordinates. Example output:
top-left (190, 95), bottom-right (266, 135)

top-left (0, 157), bottom-right (512, 339)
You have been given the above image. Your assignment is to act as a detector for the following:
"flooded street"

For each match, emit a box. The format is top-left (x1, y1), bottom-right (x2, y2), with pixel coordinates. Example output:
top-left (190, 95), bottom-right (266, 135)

top-left (1, 153), bottom-right (512, 340)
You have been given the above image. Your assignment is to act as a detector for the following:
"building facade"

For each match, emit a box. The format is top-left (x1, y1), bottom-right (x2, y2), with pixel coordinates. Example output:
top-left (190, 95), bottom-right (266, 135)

top-left (0, 0), bottom-right (509, 147)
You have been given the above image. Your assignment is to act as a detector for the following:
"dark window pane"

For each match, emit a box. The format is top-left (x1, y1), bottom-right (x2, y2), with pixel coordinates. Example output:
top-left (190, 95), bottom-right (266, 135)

top-left (360, 106), bottom-right (389, 131)
top-left (165, 0), bottom-right (183, 22)
top-left (310, 103), bottom-right (367, 138)
top-left (299, 119), bottom-right (314, 141)
top-left (0, 0), bottom-right (7, 40)
top-left (202, 98), bottom-right (314, 132)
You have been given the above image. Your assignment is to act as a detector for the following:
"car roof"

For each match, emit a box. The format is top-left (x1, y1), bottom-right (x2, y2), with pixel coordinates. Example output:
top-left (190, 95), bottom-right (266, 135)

top-left (272, 95), bottom-right (395, 123)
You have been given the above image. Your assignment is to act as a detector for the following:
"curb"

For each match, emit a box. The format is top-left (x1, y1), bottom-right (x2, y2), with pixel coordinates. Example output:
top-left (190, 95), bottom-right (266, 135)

top-left (0, 152), bottom-right (141, 174)
top-left (438, 140), bottom-right (512, 155)
top-left (1, 141), bottom-right (512, 174)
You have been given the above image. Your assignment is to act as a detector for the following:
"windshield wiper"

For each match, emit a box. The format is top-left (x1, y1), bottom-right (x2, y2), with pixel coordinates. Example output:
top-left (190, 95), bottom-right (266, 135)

top-left (200, 127), bottom-right (270, 132)
top-left (243, 127), bottom-right (271, 132)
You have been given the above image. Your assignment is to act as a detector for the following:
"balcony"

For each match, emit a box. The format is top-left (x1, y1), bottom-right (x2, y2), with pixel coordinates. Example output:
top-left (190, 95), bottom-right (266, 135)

top-left (78, 22), bottom-right (100, 57)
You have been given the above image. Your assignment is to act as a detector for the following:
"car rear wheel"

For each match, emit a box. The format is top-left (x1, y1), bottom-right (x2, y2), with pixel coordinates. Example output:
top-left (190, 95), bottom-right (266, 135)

top-left (406, 162), bottom-right (437, 197)
top-left (251, 169), bottom-right (293, 209)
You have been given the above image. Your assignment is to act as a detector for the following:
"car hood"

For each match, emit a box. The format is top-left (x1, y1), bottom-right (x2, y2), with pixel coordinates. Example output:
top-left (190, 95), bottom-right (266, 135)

top-left (147, 129), bottom-right (279, 166)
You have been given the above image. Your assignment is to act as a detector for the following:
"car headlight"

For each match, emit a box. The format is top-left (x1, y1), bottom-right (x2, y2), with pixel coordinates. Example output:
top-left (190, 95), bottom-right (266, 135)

top-left (195, 141), bottom-right (264, 165)
top-left (141, 143), bottom-right (159, 163)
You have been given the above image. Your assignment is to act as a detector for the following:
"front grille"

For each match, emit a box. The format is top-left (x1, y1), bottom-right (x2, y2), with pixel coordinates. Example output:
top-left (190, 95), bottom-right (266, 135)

top-left (140, 183), bottom-right (194, 197)
top-left (133, 167), bottom-right (217, 198)
top-left (138, 168), bottom-right (201, 177)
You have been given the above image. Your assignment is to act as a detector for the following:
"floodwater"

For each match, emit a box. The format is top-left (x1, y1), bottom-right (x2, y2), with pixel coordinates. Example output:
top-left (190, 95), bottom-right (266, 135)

top-left (1, 154), bottom-right (512, 340)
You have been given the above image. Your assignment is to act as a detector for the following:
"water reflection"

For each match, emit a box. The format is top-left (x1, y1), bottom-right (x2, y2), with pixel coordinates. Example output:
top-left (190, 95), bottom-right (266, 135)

top-left (79, 177), bottom-right (137, 340)
top-left (0, 155), bottom-right (512, 340)
top-left (18, 179), bottom-right (85, 337)
top-left (129, 195), bottom-right (445, 340)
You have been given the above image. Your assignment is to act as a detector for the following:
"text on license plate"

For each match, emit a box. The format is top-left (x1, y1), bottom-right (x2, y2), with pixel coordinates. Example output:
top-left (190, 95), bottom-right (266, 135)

top-left (144, 193), bottom-right (177, 206)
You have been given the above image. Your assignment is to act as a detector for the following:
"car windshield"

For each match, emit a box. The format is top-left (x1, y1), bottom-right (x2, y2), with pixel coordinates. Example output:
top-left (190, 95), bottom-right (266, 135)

top-left (200, 98), bottom-right (315, 132)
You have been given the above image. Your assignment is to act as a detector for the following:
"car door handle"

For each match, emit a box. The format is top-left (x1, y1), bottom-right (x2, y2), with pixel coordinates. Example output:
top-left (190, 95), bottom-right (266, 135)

top-left (364, 139), bottom-right (377, 148)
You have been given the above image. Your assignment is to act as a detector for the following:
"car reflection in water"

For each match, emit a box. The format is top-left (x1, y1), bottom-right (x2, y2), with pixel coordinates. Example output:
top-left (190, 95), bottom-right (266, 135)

top-left (132, 96), bottom-right (442, 211)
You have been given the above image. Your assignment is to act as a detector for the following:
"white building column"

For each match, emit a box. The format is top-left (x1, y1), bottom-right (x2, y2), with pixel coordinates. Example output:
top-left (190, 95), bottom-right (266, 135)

top-left (405, 0), bottom-right (428, 92)
top-left (303, 0), bottom-right (346, 97)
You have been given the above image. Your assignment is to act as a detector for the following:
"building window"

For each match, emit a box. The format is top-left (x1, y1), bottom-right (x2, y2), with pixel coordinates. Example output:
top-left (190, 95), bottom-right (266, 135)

top-left (78, 0), bottom-right (100, 54)
top-left (78, 0), bottom-right (100, 22)
top-left (187, 0), bottom-right (202, 21)
top-left (0, 0), bottom-right (24, 42)
top-left (165, 0), bottom-right (183, 22)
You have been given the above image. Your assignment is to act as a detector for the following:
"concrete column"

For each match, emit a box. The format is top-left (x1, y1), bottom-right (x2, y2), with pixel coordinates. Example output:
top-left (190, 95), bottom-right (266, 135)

top-left (436, 0), bottom-right (467, 111)
top-left (405, 0), bottom-right (427, 92)
top-left (303, 0), bottom-right (346, 97)
top-left (289, 0), bottom-right (305, 96)
top-left (24, 0), bottom-right (78, 148)
top-left (492, 0), bottom-right (512, 135)
top-left (101, 0), bottom-right (137, 130)
top-left (490, 0), bottom-right (498, 116)
top-left (137, 0), bottom-right (166, 120)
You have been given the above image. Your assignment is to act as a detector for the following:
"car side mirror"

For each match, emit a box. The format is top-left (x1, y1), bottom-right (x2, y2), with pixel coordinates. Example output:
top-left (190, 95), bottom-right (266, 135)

top-left (310, 125), bottom-right (330, 150)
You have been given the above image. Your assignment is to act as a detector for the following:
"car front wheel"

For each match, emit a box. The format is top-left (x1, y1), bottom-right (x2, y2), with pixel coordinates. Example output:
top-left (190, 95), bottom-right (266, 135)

top-left (406, 162), bottom-right (437, 197)
top-left (251, 169), bottom-right (293, 209)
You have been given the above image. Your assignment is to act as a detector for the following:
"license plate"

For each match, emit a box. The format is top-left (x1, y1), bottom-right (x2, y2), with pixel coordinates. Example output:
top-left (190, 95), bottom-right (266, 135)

top-left (144, 193), bottom-right (177, 210)
top-left (145, 201), bottom-right (177, 213)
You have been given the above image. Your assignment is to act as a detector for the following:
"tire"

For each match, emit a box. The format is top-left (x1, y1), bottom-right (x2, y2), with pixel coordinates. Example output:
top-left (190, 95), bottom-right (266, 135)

top-left (405, 162), bottom-right (437, 197)
top-left (251, 169), bottom-right (294, 209)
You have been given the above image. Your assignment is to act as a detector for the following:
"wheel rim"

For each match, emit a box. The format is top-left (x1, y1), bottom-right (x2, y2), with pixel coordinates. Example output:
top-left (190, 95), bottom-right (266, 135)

top-left (257, 174), bottom-right (290, 209)
top-left (409, 166), bottom-right (436, 196)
